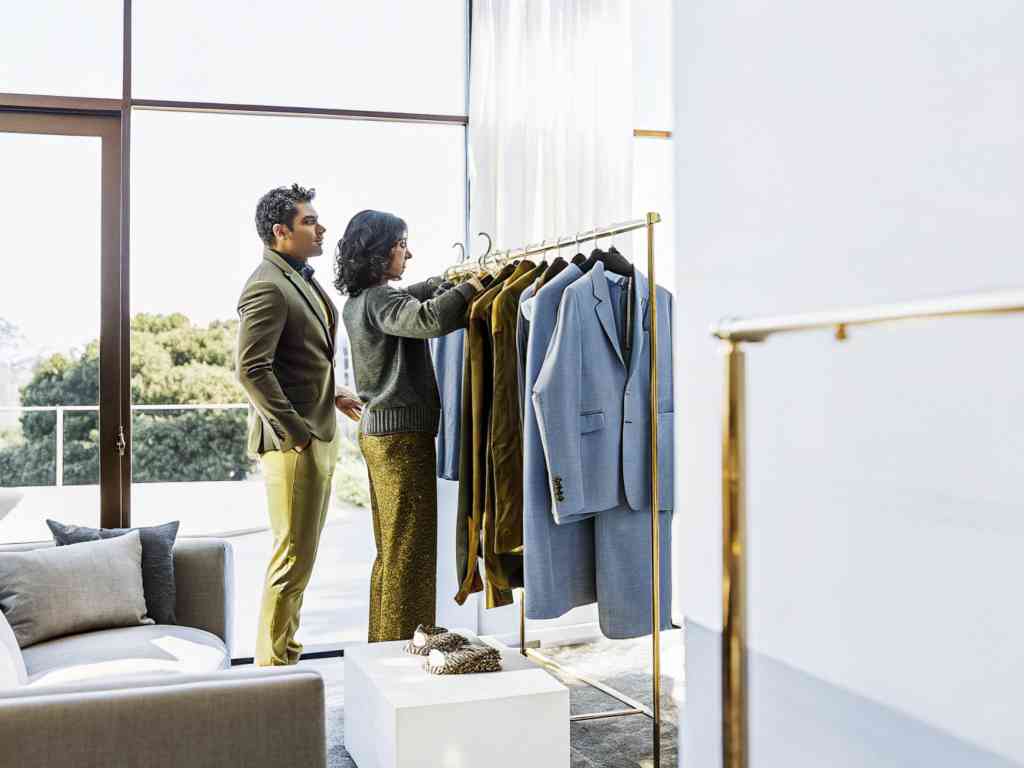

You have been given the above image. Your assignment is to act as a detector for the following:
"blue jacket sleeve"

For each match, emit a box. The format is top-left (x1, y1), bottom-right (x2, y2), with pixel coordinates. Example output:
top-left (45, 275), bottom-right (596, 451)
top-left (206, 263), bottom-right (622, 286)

top-left (531, 288), bottom-right (585, 521)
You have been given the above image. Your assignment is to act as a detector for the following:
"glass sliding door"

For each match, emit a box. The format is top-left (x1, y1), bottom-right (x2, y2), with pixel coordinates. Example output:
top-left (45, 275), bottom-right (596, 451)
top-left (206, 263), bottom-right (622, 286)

top-left (0, 112), bottom-right (124, 543)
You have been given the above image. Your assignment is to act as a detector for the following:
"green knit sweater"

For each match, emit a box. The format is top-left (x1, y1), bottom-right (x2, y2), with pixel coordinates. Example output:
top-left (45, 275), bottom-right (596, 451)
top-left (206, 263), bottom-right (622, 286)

top-left (342, 278), bottom-right (476, 435)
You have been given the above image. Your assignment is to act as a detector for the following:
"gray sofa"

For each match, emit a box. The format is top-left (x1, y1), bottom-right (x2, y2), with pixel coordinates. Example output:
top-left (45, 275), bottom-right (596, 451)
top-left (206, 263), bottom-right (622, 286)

top-left (0, 538), bottom-right (327, 768)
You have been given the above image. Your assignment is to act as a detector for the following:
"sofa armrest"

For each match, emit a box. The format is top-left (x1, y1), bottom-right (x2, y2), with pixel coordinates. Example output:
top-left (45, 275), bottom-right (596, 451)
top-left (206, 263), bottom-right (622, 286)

top-left (173, 538), bottom-right (234, 652)
top-left (0, 668), bottom-right (325, 768)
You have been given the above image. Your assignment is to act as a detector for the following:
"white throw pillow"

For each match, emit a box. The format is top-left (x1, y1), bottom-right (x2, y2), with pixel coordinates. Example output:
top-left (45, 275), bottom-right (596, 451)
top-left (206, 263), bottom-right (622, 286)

top-left (0, 531), bottom-right (153, 648)
top-left (0, 607), bottom-right (27, 687)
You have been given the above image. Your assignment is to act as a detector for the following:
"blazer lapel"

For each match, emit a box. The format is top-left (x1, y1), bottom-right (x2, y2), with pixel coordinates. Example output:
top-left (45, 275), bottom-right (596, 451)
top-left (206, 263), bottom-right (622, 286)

top-left (310, 277), bottom-right (338, 351)
top-left (263, 248), bottom-right (332, 351)
top-left (590, 263), bottom-right (625, 368)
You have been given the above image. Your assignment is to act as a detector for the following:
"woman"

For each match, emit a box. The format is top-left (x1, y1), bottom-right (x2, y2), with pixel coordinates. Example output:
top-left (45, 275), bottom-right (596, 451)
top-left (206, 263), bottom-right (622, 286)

top-left (335, 210), bottom-right (484, 642)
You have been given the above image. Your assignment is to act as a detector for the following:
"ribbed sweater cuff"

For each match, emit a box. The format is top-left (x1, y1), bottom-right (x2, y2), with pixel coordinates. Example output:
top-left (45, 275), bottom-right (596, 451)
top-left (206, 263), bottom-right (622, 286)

top-left (361, 405), bottom-right (439, 436)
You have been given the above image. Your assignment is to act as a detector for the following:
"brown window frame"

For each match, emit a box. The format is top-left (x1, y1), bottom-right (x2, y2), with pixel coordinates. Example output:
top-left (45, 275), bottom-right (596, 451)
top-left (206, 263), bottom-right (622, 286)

top-left (0, 109), bottom-right (125, 528)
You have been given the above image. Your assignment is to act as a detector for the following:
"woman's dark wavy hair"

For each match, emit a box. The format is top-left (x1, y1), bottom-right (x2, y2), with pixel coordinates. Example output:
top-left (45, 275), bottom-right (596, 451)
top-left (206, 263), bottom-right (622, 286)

top-left (334, 210), bottom-right (407, 297)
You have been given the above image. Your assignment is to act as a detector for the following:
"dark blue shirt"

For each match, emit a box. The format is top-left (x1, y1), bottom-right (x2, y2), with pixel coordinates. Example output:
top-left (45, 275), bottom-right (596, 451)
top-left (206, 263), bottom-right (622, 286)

top-left (274, 250), bottom-right (315, 281)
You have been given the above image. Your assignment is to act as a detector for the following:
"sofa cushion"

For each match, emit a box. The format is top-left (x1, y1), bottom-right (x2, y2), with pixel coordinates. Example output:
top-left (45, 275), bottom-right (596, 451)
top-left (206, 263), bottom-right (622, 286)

top-left (23, 624), bottom-right (230, 688)
top-left (47, 518), bottom-right (180, 625)
top-left (0, 607), bottom-right (27, 688)
top-left (0, 531), bottom-right (153, 648)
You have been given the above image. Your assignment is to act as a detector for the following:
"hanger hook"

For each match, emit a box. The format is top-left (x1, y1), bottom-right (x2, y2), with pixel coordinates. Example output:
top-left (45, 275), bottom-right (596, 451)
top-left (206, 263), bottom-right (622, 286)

top-left (444, 242), bottom-right (467, 281)
top-left (476, 232), bottom-right (493, 269)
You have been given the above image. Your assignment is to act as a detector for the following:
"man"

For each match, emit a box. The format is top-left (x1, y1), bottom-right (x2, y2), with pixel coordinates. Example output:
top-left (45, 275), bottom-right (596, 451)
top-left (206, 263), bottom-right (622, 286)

top-left (236, 184), bottom-right (362, 666)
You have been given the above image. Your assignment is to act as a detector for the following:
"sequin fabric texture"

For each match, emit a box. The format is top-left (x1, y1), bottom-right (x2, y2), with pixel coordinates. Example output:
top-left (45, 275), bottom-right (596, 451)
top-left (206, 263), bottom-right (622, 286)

top-left (359, 431), bottom-right (439, 642)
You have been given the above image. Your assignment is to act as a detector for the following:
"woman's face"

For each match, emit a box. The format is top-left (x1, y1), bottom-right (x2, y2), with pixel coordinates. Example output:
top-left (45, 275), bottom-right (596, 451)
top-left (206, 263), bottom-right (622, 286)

top-left (384, 232), bottom-right (412, 281)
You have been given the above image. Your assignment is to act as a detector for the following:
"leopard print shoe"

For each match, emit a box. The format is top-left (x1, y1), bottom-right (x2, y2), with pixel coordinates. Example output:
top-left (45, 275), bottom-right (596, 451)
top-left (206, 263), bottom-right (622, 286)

top-left (404, 625), bottom-right (469, 656)
top-left (424, 645), bottom-right (503, 675)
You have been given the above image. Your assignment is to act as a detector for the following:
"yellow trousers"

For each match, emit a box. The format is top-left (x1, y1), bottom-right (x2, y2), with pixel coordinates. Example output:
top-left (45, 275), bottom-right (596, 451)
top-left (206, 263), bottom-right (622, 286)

top-left (359, 432), bottom-right (438, 642)
top-left (255, 432), bottom-right (339, 666)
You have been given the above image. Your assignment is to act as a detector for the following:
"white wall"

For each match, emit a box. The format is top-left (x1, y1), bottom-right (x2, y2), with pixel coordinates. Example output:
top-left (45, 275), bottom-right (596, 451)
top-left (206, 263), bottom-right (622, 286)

top-left (673, 0), bottom-right (1024, 762)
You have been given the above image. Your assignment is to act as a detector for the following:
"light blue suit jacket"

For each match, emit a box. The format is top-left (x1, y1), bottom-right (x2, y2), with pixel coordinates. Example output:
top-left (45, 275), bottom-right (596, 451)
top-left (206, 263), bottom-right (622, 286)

top-left (519, 265), bottom-right (598, 620)
top-left (532, 262), bottom-right (675, 522)
top-left (532, 262), bottom-right (675, 638)
top-left (430, 329), bottom-right (464, 481)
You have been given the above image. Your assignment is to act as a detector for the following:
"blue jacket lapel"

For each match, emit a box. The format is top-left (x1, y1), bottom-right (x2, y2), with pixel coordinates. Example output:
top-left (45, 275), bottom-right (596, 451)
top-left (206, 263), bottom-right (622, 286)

top-left (590, 263), bottom-right (625, 368)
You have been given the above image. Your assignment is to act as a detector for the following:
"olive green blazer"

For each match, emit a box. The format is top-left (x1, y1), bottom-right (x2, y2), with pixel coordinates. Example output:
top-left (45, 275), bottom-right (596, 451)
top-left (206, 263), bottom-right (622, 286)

top-left (453, 261), bottom-right (533, 610)
top-left (236, 247), bottom-right (339, 455)
top-left (489, 263), bottom-right (546, 555)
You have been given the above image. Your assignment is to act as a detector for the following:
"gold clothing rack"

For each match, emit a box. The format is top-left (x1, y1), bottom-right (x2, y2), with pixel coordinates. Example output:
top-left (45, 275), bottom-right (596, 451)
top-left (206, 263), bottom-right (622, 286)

top-left (448, 212), bottom-right (666, 765)
top-left (447, 216), bottom-right (663, 279)
top-left (711, 289), bottom-right (1024, 768)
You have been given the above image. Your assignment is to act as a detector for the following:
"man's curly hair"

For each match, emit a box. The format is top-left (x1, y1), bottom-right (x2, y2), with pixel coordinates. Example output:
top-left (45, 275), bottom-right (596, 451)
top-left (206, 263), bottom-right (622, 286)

top-left (334, 210), bottom-right (407, 297)
top-left (255, 184), bottom-right (316, 245)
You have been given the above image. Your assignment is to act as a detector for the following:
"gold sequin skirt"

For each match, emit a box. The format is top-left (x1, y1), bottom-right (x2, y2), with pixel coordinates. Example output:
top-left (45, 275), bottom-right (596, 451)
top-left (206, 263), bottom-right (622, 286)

top-left (359, 431), bottom-right (438, 642)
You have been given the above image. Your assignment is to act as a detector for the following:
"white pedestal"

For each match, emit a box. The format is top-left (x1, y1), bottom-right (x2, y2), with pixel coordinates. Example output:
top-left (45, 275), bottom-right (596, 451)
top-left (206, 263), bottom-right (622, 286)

top-left (344, 636), bottom-right (569, 768)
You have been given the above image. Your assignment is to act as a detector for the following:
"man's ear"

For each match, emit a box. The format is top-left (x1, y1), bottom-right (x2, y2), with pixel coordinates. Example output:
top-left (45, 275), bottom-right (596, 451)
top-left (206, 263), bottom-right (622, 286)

top-left (272, 223), bottom-right (289, 242)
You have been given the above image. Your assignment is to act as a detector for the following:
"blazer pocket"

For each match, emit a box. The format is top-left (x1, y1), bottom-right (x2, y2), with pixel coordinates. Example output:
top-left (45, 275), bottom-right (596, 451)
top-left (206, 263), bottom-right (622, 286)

top-left (283, 383), bottom-right (317, 404)
top-left (580, 410), bottom-right (606, 434)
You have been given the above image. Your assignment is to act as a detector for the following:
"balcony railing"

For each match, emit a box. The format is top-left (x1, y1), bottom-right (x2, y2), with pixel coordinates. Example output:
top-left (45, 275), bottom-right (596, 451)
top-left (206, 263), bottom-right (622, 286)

top-left (0, 399), bottom-right (366, 495)
top-left (0, 403), bottom-right (246, 487)
top-left (0, 400), bottom-right (362, 489)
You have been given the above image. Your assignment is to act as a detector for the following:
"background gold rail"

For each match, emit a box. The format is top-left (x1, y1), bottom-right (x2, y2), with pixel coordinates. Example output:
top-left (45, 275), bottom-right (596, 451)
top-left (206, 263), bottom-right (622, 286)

top-left (711, 288), bottom-right (1024, 768)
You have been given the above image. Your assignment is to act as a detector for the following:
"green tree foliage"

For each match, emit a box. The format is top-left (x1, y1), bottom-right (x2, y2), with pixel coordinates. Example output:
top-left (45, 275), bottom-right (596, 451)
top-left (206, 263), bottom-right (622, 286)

top-left (0, 315), bottom-right (251, 487)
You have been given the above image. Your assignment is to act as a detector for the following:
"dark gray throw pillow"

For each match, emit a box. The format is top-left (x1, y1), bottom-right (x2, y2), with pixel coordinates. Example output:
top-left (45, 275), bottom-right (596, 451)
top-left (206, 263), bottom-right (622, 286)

top-left (46, 519), bottom-right (180, 625)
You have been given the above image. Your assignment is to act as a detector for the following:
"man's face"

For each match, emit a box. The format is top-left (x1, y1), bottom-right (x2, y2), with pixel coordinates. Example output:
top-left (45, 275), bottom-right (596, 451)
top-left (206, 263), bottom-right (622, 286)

top-left (384, 233), bottom-right (412, 281)
top-left (273, 202), bottom-right (326, 259)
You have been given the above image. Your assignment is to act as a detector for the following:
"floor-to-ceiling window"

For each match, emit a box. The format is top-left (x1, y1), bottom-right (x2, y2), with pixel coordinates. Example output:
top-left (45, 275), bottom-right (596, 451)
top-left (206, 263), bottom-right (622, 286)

top-left (0, 0), bottom-right (469, 659)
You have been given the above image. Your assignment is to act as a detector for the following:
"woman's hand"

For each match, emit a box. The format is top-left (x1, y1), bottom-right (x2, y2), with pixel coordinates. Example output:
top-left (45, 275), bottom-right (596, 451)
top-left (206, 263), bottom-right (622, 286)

top-left (335, 390), bottom-right (364, 422)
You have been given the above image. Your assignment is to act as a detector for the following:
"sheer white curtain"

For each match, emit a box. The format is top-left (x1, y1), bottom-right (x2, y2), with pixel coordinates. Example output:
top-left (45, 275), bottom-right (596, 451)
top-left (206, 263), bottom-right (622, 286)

top-left (469, 0), bottom-right (634, 255)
